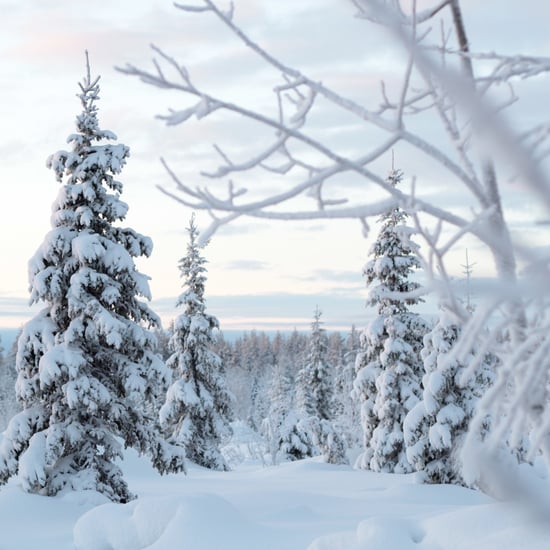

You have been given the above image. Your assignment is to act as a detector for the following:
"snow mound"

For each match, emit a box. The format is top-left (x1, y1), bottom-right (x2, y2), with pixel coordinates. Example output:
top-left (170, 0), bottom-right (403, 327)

top-left (74, 493), bottom-right (277, 550)
top-left (308, 516), bottom-right (424, 550)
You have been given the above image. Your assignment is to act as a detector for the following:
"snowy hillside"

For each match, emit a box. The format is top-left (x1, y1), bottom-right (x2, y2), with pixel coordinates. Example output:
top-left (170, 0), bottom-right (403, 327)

top-left (1, 428), bottom-right (549, 550)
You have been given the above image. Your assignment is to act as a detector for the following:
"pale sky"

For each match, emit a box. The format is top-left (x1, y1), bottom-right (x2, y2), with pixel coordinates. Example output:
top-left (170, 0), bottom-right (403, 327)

top-left (1, 0), bottom-right (549, 337)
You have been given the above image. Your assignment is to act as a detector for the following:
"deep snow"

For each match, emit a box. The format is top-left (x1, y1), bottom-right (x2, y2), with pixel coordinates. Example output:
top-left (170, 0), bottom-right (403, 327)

top-left (0, 427), bottom-right (549, 550)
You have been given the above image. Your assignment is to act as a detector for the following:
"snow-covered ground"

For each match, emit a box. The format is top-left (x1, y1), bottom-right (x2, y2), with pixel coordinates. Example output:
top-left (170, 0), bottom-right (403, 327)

top-left (1, 428), bottom-right (549, 550)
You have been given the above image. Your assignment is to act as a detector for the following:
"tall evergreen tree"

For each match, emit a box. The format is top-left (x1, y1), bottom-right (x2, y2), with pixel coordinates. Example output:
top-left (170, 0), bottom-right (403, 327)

top-left (263, 362), bottom-right (294, 464)
top-left (294, 308), bottom-right (348, 464)
top-left (297, 307), bottom-right (333, 421)
top-left (404, 308), bottom-right (494, 484)
top-left (354, 168), bottom-right (428, 473)
top-left (261, 331), bottom-right (313, 464)
top-left (0, 57), bottom-right (185, 502)
top-left (159, 215), bottom-right (233, 471)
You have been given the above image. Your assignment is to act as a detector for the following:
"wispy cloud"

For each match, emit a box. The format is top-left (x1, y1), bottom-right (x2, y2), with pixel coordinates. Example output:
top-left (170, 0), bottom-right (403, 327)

top-left (140, 292), bottom-right (371, 332)
top-left (0, 296), bottom-right (38, 329)
top-left (207, 292), bottom-right (369, 331)
top-left (295, 269), bottom-right (362, 285)
top-left (223, 260), bottom-right (270, 271)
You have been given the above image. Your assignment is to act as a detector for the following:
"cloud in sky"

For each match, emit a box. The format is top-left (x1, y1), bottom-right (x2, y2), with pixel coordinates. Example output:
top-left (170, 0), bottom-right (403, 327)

top-left (297, 269), bottom-right (362, 285)
top-left (1, 0), bottom-right (550, 336)
top-left (151, 291), bottom-right (371, 332)
top-left (0, 296), bottom-right (39, 330)
top-left (0, 289), bottom-right (369, 334)
top-left (223, 259), bottom-right (270, 271)
top-left (2, 276), bottom-right (497, 335)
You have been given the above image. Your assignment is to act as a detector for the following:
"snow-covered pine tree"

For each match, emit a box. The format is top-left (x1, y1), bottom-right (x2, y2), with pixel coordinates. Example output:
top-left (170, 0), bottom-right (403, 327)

top-left (0, 56), bottom-right (185, 502)
top-left (261, 331), bottom-right (314, 463)
top-left (281, 309), bottom-right (330, 461)
top-left (297, 307), bottom-right (333, 421)
top-left (354, 168), bottom-right (428, 473)
top-left (329, 333), bottom-right (345, 422)
top-left (294, 307), bottom-right (348, 464)
top-left (404, 308), bottom-right (494, 485)
top-left (159, 215), bottom-right (233, 471)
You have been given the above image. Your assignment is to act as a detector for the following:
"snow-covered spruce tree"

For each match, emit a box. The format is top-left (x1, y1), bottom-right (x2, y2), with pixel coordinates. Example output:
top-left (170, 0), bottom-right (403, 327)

top-left (0, 58), bottom-right (185, 502)
top-left (297, 307), bottom-right (333, 421)
top-left (294, 307), bottom-right (348, 464)
top-left (159, 215), bottom-right (233, 471)
top-left (279, 310), bottom-right (328, 461)
top-left (262, 331), bottom-right (313, 463)
top-left (354, 169), bottom-right (428, 473)
top-left (404, 308), bottom-right (494, 485)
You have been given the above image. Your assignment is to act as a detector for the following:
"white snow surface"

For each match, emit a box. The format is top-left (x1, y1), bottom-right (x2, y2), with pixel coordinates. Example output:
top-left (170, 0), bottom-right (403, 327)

top-left (0, 428), bottom-right (549, 549)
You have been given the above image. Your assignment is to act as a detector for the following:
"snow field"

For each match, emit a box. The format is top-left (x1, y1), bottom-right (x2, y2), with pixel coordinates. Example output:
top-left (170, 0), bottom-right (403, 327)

top-left (1, 442), bottom-right (549, 550)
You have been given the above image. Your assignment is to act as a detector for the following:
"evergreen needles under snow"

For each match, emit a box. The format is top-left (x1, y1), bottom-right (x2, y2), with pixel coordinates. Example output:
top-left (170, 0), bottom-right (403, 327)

top-left (293, 308), bottom-right (348, 465)
top-left (0, 57), bottom-right (185, 503)
top-left (404, 308), bottom-right (495, 485)
top-left (354, 169), bottom-right (428, 474)
top-left (159, 215), bottom-right (233, 471)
